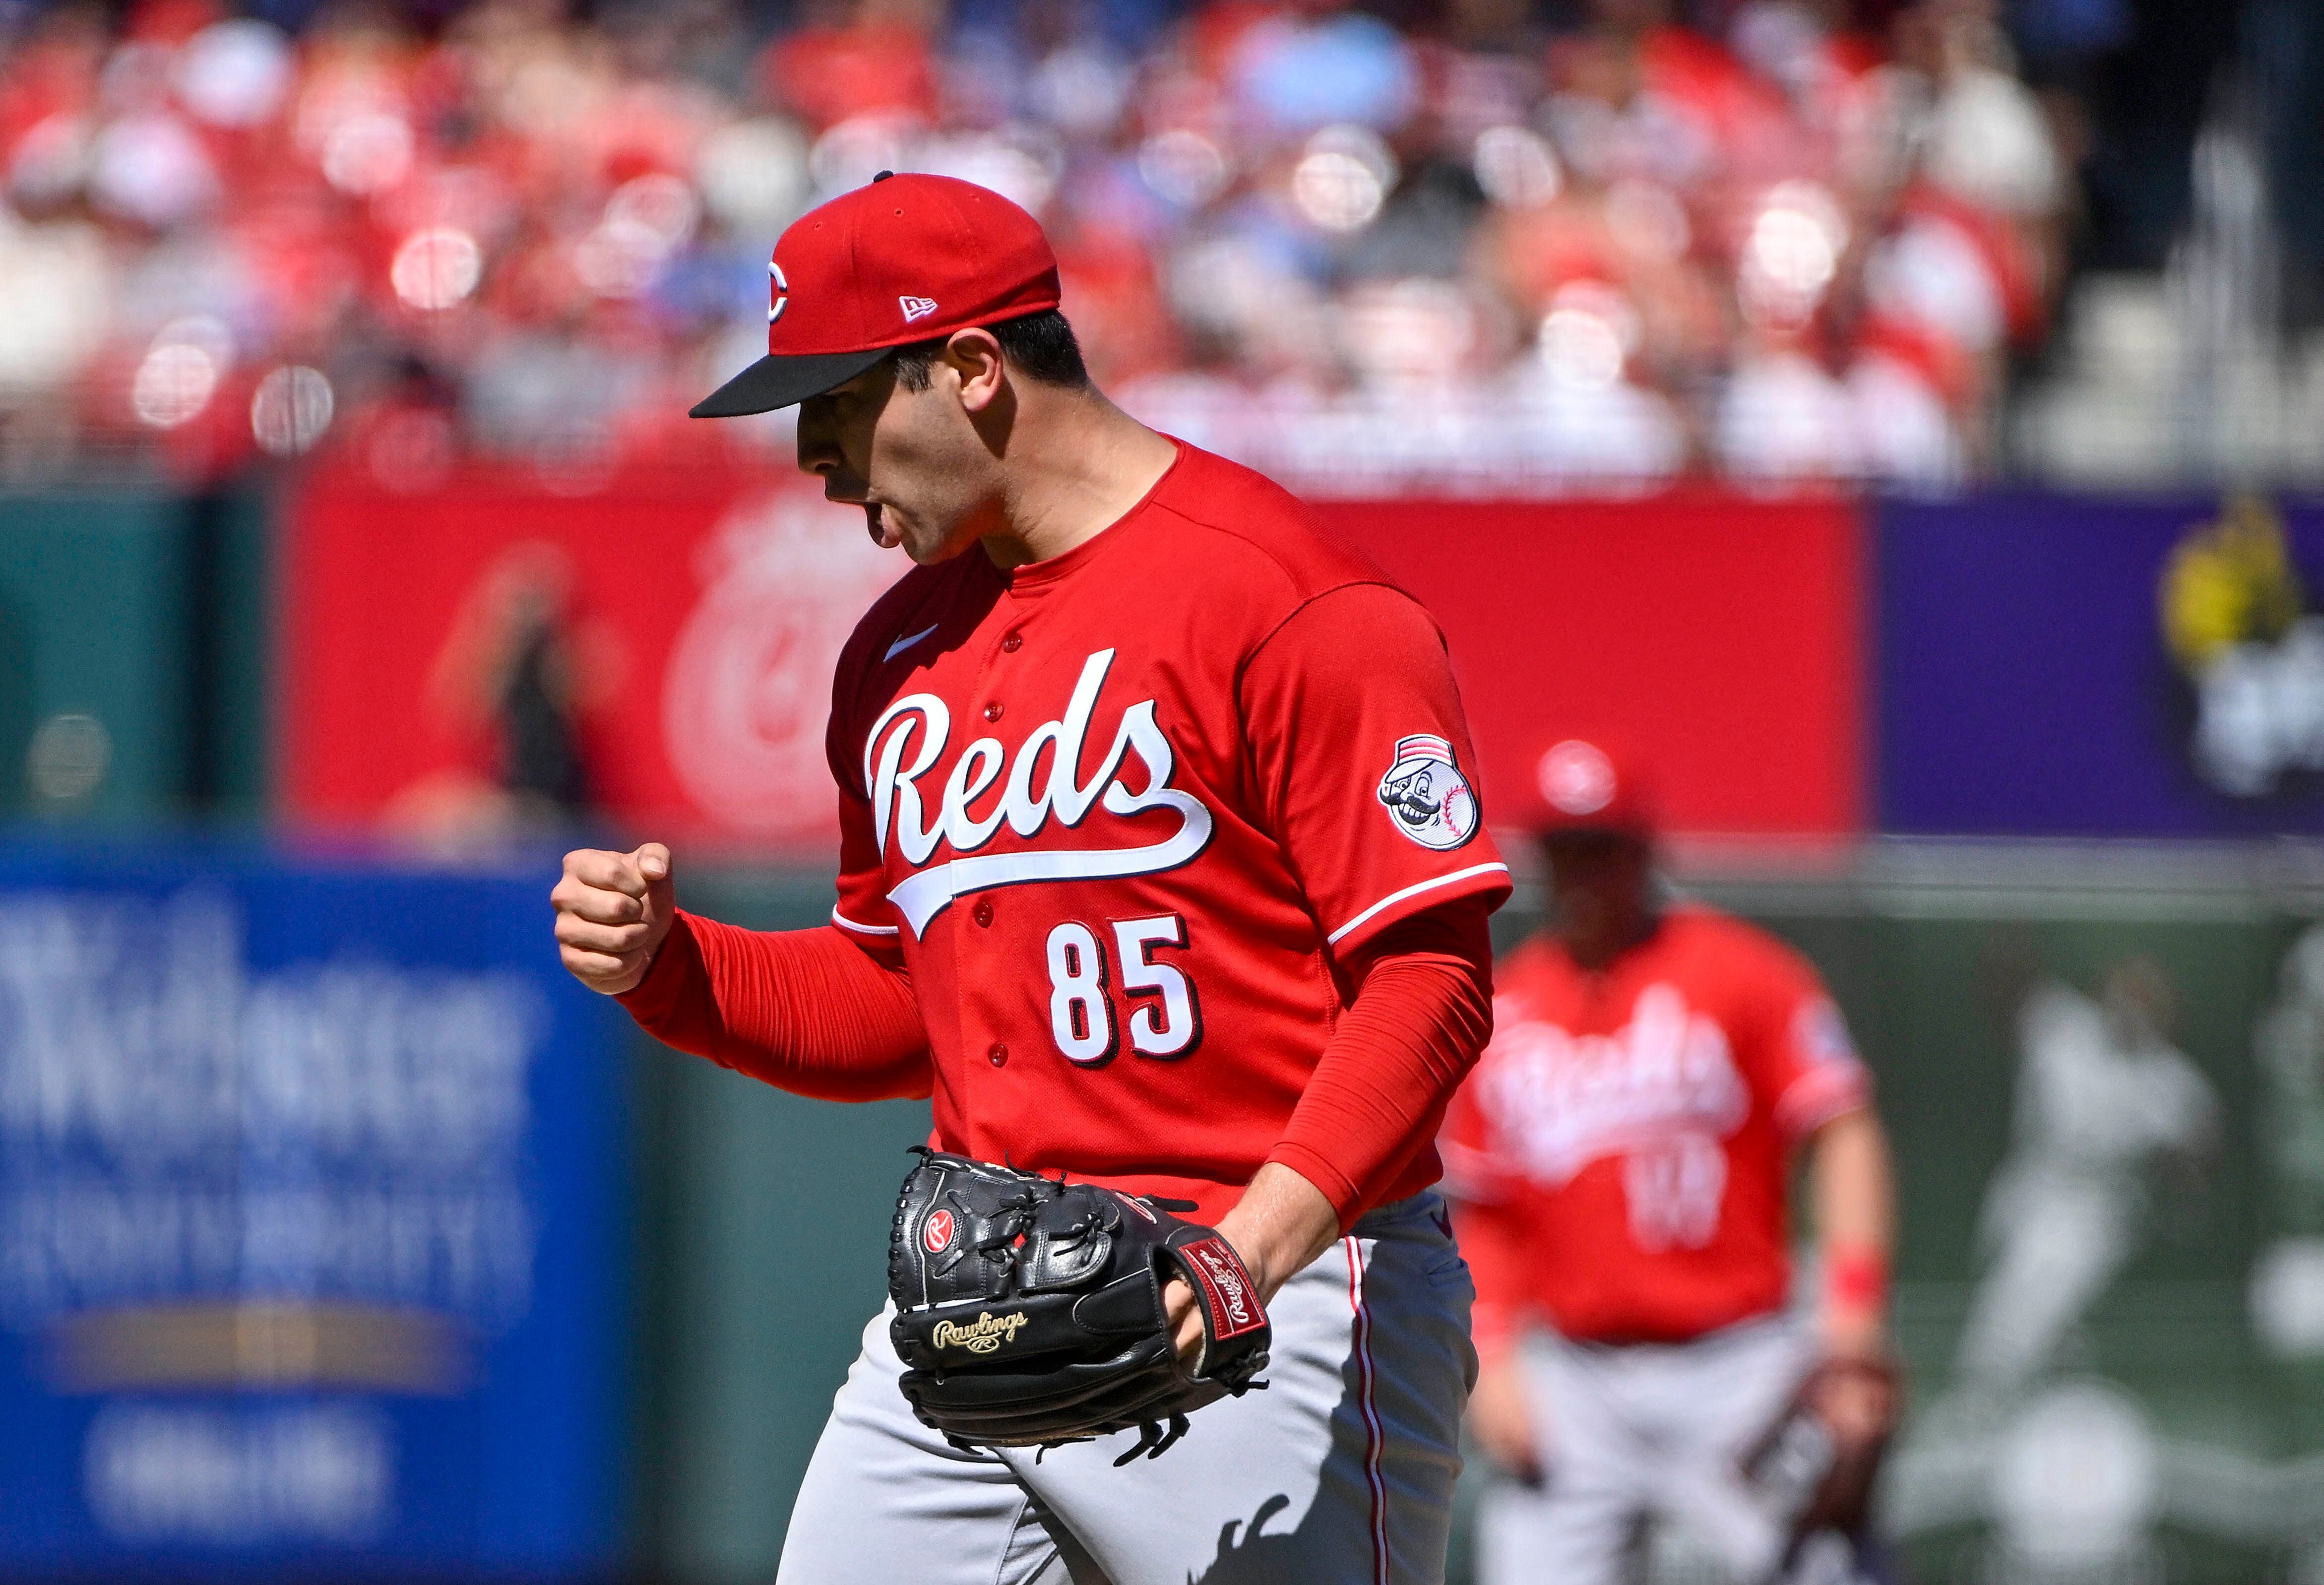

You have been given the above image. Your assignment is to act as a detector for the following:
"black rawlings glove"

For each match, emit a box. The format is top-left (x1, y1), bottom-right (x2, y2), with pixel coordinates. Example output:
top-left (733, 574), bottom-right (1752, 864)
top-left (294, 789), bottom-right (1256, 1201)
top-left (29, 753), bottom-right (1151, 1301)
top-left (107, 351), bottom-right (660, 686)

top-left (887, 1149), bottom-right (1271, 1461)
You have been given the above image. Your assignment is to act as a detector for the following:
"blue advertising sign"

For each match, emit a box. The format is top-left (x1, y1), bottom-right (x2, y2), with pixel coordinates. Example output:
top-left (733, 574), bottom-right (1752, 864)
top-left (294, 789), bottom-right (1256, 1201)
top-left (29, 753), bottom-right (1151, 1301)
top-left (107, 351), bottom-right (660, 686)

top-left (1879, 493), bottom-right (2324, 835)
top-left (0, 846), bottom-right (622, 1576)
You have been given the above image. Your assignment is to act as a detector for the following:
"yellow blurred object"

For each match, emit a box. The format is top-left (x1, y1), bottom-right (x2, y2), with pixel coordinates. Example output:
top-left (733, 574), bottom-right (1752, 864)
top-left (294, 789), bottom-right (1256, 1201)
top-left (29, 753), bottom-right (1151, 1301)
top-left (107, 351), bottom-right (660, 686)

top-left (2160, 495), bottom-right (2305, 673)
top-left (48, 1302), bottom-right (470, 1395)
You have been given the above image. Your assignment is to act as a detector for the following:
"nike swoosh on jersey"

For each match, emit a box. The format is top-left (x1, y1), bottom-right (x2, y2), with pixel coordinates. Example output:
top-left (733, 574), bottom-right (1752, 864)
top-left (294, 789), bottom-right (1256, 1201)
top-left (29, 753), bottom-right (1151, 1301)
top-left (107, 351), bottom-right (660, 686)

top-left (883, 624), bottom-right (940, 662)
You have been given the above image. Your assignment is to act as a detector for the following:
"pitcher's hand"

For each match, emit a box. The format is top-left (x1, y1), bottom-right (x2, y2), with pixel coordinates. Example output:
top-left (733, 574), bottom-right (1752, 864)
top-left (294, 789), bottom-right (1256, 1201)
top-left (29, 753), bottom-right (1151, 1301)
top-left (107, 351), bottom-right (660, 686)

top-left (552, 843), bottom-right (675, 995)
top-left (1469, 1349), bottom-right (1545, 1484)
top-left (1161, 1164), bottom-right (1337, 1364)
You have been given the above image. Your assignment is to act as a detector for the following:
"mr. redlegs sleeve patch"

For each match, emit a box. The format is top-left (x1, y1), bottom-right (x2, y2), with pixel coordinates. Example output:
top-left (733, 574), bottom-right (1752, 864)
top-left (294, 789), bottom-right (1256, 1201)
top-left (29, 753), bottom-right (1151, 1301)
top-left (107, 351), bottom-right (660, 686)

top-left (1376, 733), bottom-right (1482, 851)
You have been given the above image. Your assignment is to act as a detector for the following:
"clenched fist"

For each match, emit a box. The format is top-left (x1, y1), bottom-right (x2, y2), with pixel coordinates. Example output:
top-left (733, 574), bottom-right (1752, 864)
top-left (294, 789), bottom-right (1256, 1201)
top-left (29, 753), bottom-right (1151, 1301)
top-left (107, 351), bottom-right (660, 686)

top-left (552, 843), bottom-right (677, 995)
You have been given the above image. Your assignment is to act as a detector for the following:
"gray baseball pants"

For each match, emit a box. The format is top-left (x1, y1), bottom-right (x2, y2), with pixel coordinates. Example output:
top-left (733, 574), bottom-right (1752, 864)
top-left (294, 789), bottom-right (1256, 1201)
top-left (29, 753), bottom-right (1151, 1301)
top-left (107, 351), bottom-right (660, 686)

top-left (1476, 1315), bottom-right (1816, 1585)
top-left (774, 1192), bottom-right (1476, 1585)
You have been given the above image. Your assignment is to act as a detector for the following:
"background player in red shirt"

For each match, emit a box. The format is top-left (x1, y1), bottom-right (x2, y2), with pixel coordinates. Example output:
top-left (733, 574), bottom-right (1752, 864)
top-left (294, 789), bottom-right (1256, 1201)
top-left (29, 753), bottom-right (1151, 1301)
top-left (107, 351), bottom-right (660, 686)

top-left (549, 174), bottom-right (1511, 1584)
top-left (1442, 740), bottom-right (1899, 1584)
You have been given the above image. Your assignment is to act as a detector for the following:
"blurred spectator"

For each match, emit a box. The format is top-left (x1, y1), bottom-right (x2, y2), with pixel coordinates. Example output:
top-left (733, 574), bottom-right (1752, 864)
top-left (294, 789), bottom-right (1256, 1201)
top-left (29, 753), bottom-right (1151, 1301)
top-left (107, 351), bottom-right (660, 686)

top-left (0, 0), bottom-right (2083, 492)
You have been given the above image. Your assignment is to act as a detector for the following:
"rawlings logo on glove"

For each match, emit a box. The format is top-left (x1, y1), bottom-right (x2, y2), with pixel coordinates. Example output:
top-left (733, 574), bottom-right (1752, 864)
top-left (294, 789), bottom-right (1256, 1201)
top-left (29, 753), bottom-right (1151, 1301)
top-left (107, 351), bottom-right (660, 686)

top-left (931, 1312), bottom-right (1032, 1354)
top-left (886, 1149), bottom-right (1272, 1461)
top-left (1180, 1237), bottom-right (1264, 1338)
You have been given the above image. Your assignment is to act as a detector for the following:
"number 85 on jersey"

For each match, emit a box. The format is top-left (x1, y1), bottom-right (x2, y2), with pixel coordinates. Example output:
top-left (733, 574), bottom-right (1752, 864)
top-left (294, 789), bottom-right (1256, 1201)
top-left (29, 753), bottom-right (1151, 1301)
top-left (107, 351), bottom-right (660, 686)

top-left (1044, 914), bottom-right (1200, 1066)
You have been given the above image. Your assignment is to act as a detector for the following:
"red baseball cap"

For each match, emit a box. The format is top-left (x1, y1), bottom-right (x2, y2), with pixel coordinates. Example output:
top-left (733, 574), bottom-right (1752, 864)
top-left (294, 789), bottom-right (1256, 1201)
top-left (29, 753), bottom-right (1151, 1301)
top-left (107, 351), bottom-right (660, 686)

top-left (692, 172), bottom-right (1064, 418)
top-left (1516, 739), bottom-right (1658, 836)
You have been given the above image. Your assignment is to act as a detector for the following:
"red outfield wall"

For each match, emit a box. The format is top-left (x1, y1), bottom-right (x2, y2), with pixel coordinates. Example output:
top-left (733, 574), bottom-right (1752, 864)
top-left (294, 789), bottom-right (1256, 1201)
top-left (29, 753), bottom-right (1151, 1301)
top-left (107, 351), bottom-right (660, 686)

top-left (284, 461), bottom-right (904, 845)
top-left (1324, 493), bottom-right (1864, 837)
top-left (284, 469), bottom-right (1864, 845)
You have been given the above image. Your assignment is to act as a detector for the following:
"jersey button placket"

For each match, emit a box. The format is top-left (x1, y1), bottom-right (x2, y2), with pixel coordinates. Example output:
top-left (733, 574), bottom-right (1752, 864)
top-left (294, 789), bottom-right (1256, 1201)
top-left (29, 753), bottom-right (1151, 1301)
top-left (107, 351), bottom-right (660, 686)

top-left (987, 620), bottom-right (1021, 726)
top-left (964, 611), bottom-right (1019, 1092)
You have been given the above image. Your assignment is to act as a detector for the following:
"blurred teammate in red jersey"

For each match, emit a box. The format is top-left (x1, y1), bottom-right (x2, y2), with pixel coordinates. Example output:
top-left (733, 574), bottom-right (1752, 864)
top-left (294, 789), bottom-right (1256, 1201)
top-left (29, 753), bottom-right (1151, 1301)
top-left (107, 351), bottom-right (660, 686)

top-left (1442, 740), bottom-right (1899, 1584)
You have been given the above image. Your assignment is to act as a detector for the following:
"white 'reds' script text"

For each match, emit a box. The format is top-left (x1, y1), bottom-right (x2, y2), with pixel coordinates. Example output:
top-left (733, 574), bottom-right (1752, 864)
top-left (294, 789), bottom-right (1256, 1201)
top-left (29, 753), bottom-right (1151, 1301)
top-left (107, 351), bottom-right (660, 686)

top-left (864, 650), bottom-right (1214, 936)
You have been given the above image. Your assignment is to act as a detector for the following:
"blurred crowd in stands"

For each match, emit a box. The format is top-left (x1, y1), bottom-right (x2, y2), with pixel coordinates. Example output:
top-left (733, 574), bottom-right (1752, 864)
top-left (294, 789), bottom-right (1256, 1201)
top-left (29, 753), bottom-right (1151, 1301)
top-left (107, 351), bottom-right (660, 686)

top-left (0, 0), bottom-right (2166, 491)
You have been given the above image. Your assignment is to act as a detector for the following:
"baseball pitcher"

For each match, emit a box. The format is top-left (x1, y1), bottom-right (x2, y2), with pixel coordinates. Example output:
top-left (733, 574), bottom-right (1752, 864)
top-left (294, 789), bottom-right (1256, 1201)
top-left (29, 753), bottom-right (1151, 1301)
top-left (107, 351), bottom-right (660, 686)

top-left (550, 174), bottom-right (1512, 1583)
top-left (1442, 742), bottom-right (1899, 1585)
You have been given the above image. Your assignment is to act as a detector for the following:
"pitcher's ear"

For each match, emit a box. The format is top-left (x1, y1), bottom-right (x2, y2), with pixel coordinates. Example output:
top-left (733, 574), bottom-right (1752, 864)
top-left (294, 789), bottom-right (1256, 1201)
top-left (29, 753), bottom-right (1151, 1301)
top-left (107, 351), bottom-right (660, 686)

top-left (945, 327), bottom-right (1007, 412)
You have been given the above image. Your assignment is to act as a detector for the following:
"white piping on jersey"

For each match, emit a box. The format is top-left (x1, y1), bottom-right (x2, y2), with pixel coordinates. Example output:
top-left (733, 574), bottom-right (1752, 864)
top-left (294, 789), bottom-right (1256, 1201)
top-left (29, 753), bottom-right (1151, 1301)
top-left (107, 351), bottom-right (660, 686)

top-left (1772, 1061), bottom-right (1871, 1140)
top-left (882, 623), bottom-right (940, 663)
top-left (1326, 861), bottom-right (1510, 946)
top-left (1344, 1235), bottom-right (1388, 1585)
top-left (862, 649), bottom-right (1215, 938)
top-left (830, 905), bottom-right (900, 936)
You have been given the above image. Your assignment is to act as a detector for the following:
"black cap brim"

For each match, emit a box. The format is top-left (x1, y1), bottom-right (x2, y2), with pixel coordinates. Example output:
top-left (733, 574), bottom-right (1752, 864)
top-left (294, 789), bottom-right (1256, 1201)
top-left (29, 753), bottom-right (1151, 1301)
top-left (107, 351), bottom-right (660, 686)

top-left (690, 347), bottom-right (890, 417)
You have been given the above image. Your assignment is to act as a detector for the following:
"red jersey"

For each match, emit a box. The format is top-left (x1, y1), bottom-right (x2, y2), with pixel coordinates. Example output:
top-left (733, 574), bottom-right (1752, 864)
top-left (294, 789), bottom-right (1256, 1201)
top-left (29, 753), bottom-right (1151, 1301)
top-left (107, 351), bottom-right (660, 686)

top-left (826, 442), bottom-right (1510, 1220)
top-left (1442, 906), bottom-right (1869, 1345)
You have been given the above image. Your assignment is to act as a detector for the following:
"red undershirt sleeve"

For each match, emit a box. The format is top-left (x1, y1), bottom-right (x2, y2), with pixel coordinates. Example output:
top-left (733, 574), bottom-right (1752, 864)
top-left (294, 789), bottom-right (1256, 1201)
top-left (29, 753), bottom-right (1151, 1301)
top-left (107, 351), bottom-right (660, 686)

top-left (616, 911), bottom-right (934, 1102)
top-left (1264, 896), bottom-right (1496, 1228)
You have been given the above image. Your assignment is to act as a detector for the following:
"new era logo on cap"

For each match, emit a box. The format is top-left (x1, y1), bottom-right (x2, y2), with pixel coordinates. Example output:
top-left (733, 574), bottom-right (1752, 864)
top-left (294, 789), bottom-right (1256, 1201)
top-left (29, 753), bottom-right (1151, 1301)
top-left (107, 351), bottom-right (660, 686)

top-left (899, 295), bottom-right (939, 323)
